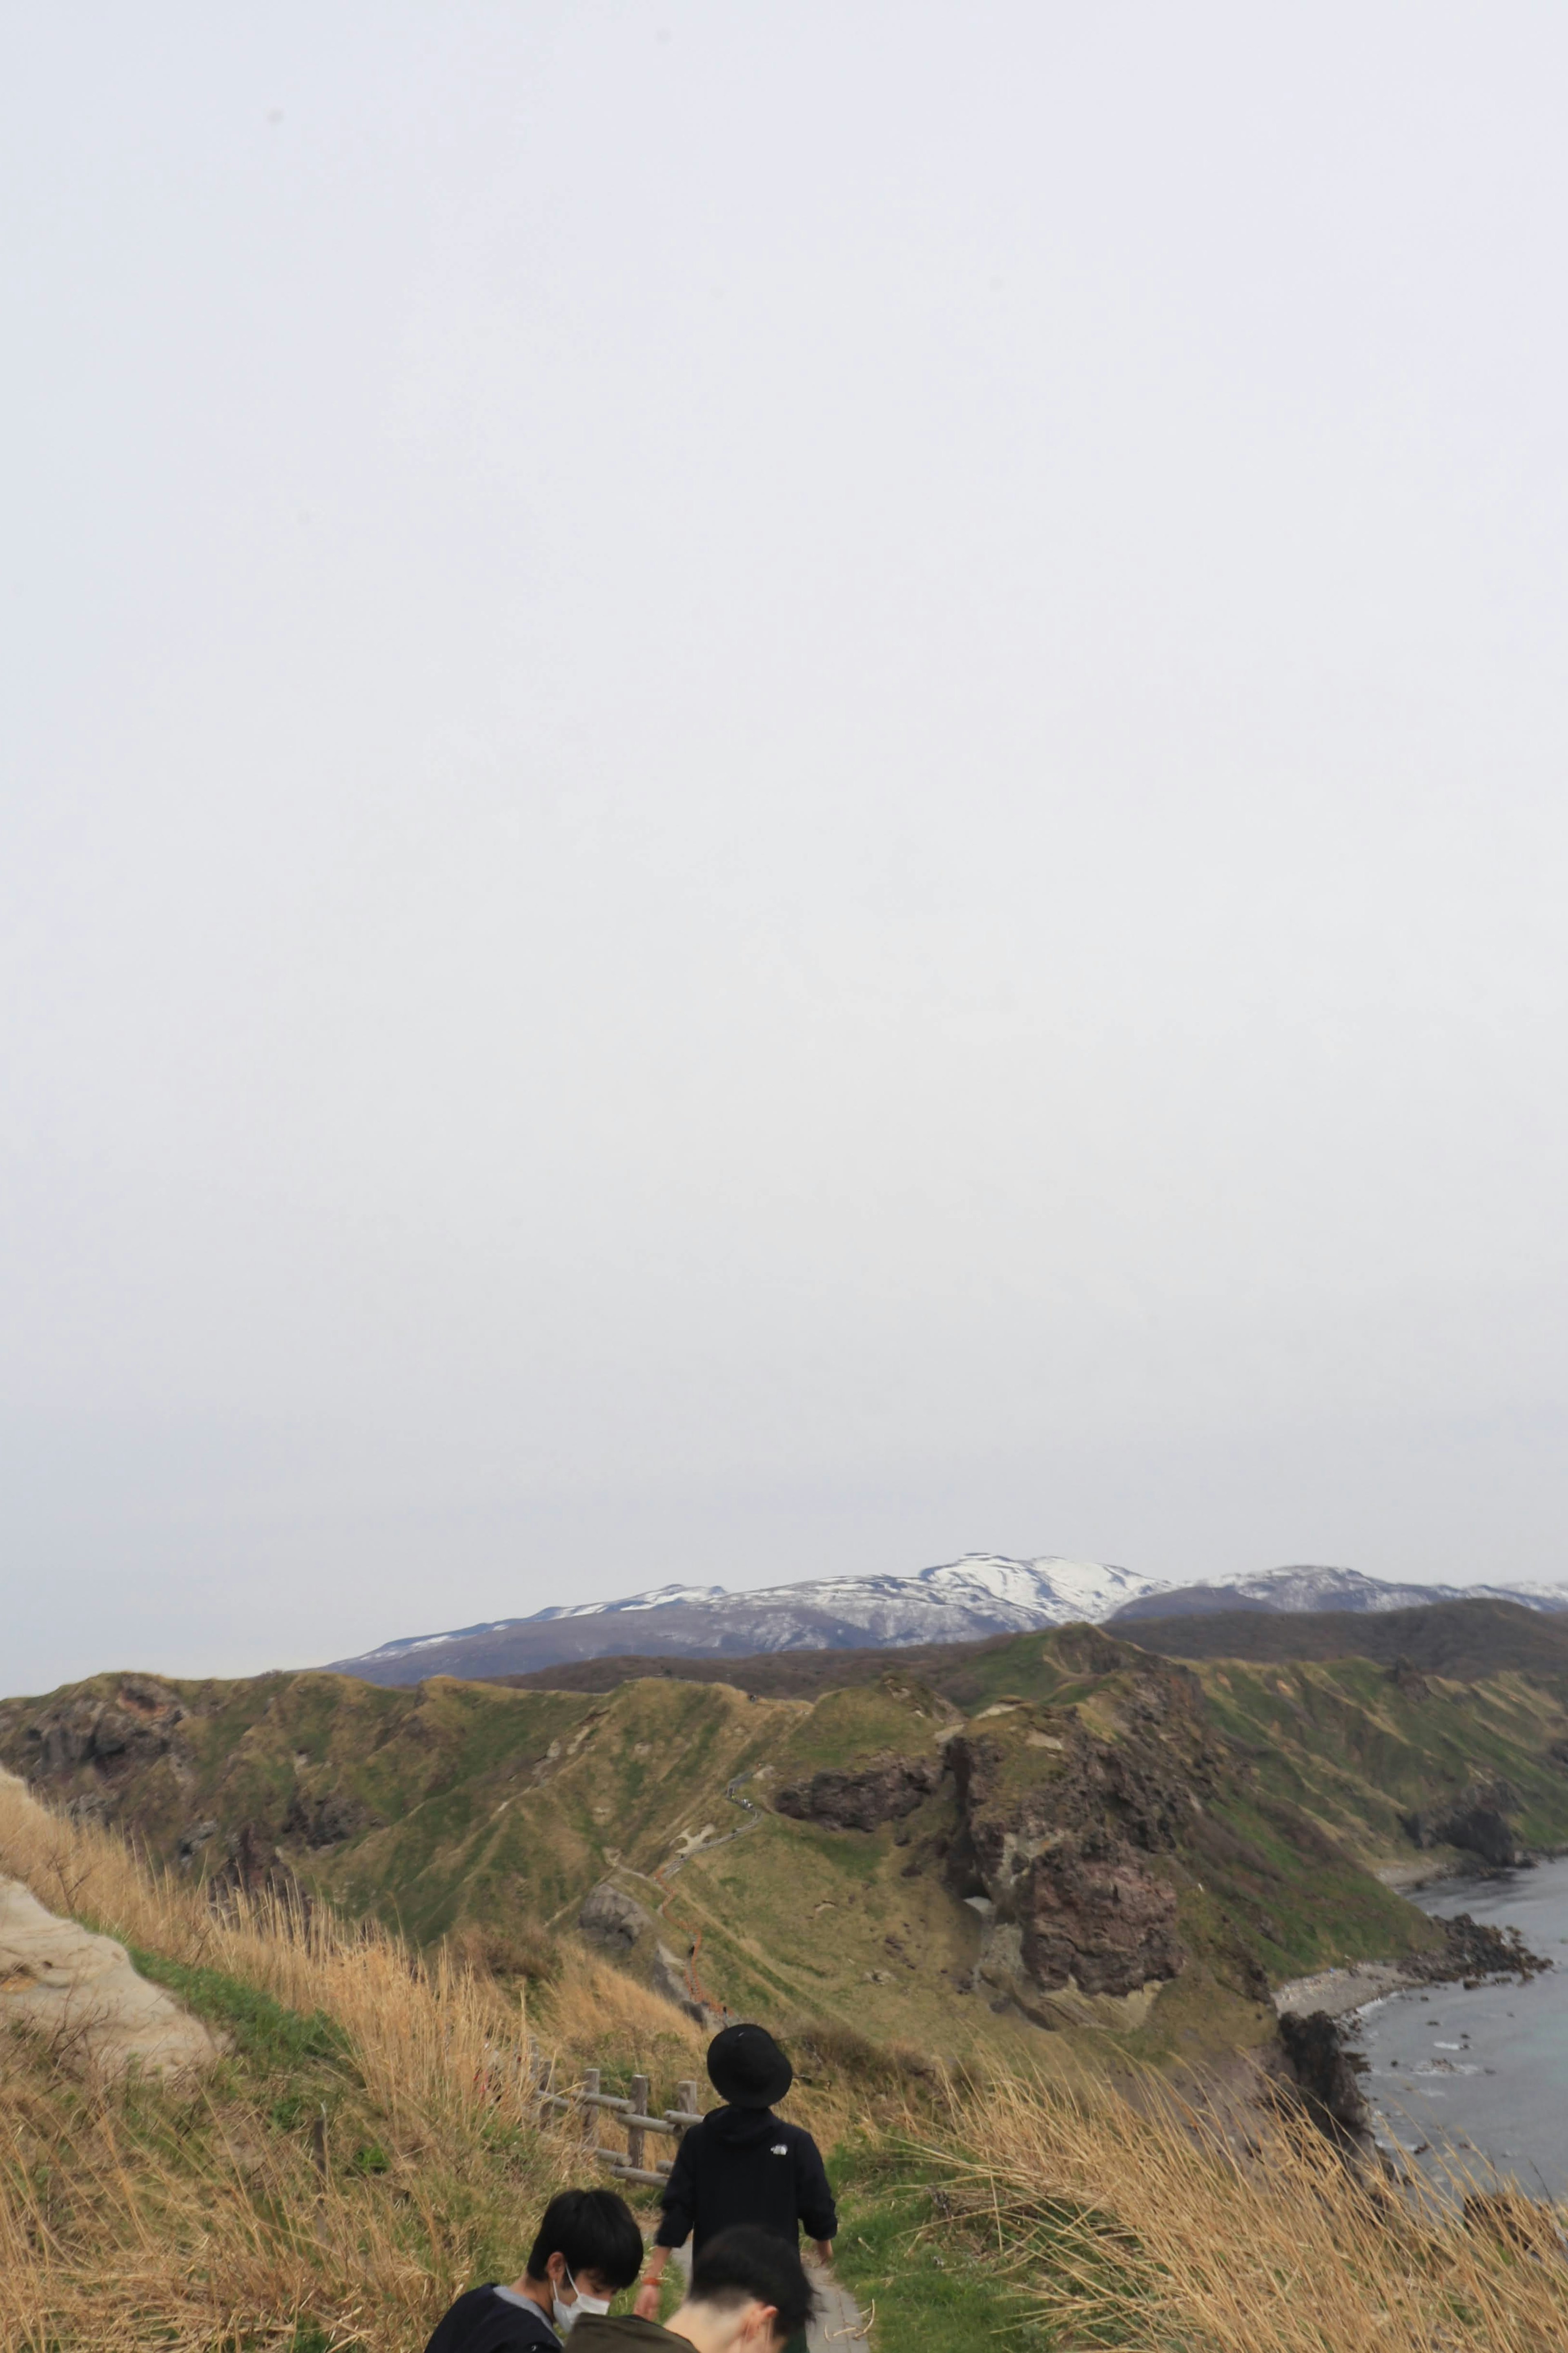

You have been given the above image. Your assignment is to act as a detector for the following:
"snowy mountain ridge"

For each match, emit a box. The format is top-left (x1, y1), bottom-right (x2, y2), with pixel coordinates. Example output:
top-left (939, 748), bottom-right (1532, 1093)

top-left (1109, 1563), bottom-right (1568, 1622)
top-left (344, 1554), bottom-right (1155, 1670)
top-left (329, 1550), bottom-right (1568, 1687)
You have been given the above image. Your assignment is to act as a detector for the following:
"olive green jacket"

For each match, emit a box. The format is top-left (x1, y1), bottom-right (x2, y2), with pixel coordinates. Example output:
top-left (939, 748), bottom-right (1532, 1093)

top-left (567, 2320), bottom-right (687, 2353)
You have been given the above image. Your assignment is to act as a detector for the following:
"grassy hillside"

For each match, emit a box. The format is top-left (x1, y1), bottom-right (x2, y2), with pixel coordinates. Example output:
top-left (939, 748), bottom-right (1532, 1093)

top-left (1118, 1599), bottom-right (1568, 1683)
top-left (8, 1627), bottom-right (1568, 2083)
top-left (902, 1628), bottom-right (1568, 1869)
top-left (4, 1771), bottom-right (1568, 2353)
top-left (0, 1767), bottom-right (611, 2351)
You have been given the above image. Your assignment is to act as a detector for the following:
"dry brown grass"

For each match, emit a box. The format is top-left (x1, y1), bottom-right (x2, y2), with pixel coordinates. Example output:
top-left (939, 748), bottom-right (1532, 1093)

top-left (1, 1769), bottom-right (530, 2138)
top-left (918, 2061), bottom-right (1568, 2353)
top-left (5, 1771), bottom-right (1568, 2353)
top-left (0, 1772), bottom-right (702, 2352)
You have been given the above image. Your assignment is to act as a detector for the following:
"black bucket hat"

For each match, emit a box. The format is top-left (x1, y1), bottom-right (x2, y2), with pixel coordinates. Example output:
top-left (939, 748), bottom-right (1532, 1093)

top-left (706, 2022), bottom-right (793, 2108)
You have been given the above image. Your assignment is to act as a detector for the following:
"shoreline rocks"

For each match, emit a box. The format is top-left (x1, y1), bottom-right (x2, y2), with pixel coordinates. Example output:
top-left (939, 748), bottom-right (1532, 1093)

top-left (1275, 1911), bottom-right (1551, 2021)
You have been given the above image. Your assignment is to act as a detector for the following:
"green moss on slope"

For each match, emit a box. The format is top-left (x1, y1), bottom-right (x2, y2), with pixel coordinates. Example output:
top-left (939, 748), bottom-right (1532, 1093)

top-left (9, 1623), bottom-right (1568, 2075)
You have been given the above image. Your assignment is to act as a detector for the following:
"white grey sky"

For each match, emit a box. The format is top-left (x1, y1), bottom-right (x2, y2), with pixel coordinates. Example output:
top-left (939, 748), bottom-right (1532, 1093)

top-left (5, 2), bottom-right (1568, 1694)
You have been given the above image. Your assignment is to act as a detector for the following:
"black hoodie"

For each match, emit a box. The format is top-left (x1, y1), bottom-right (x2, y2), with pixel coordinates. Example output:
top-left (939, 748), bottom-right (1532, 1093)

top-left (655, 2104), bottom-right (837, 2255)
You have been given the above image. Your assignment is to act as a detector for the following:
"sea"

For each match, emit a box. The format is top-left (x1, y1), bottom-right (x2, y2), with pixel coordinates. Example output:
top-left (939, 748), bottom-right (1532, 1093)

top-left (1354, 1854), bottom-right (1568, 2195)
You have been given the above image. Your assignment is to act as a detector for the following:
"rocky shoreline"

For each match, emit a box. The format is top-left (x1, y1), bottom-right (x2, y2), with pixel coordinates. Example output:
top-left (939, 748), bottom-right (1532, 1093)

top-left (1271, 1914), bottom-right (1551, 2147)
top-left (1274, 1911), bottom-right (1550, 2022)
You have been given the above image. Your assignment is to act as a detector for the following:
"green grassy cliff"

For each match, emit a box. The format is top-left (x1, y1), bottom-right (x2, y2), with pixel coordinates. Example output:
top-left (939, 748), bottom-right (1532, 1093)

top-left (6, 1624), bottom-right (1567, 2071)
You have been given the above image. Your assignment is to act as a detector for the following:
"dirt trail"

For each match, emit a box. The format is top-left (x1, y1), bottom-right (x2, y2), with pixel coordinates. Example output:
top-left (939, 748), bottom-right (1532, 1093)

top-left (0, 1875), bottom-right (220, 2076)
top-left (807, 2270), bottom-right (871, 2348)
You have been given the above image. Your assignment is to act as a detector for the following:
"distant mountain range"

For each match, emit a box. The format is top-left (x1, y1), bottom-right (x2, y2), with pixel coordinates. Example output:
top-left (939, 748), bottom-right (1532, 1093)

top-left (1109, 1564), bottom-right (1568, 1621)
top-left (326, 1553), bottom-right (1568, 1687)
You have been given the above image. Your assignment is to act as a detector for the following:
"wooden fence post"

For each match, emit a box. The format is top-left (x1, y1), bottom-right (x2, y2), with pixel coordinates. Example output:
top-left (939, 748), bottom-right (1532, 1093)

top-left (627, 2073), bottom-right (649, 2175)
top-left (537, 2061), bottom-right (704, 2186)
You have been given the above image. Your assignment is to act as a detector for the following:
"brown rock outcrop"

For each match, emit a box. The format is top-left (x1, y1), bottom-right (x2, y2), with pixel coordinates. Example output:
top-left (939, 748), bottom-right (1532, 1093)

top-left (19, 1679), bottom-right (188, 1788)
top-left (1015, 1828), bottom-right (1184, 1996)
top-left (1434, 1789), bottom-right (1521, 1867)
top-left (1276, 2007), bottom-right (1372, 2144)
top-left (205, 1821), bottom-right (309, 1919)
top-left (1385, 1656), bottom-right (1431, 1702)
top-left (282, 1786), bottom-right (379, 1848)
top-left (938, 1656), bottom-right (1215, 2012)
top-left (1404, 1779), bottom-right (1523, 1866)
top-left (578, 1880), bottom-right (655, 1950)
top-left (773, 1752), bottom-right (939, 1832)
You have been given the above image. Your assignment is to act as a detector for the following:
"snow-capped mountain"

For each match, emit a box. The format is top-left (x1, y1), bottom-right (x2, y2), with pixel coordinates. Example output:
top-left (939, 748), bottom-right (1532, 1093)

top-left (1110, 1564), bottom-right (1568, 1621)
top-left (328, 1553), bottom-right (1169, 1684)
top-left (359, 1583), bottom-right (733, 1665)
top-left (907, 1553), bottom-right (1159, 1621)
top-left (326, 1552), bottom-right (1568, 1687)
top-left (537, 1583), bottom-right (732, 1621)
top-left (539, 1554), bottom-right (1161, 1631)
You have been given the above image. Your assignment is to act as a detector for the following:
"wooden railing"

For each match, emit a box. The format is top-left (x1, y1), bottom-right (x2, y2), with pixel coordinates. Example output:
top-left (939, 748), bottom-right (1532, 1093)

top-left (536, 2065), bottom-right (704, 2188)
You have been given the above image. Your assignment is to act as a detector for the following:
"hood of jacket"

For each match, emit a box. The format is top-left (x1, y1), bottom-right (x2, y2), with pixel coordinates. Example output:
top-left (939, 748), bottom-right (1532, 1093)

top-left (704, 2101), bottom-right (784, 2150)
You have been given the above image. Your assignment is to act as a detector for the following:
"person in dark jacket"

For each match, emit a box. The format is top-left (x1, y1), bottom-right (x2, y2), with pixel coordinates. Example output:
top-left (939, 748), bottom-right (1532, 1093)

top-left (572, 2226), bottom-right (814, 2353)
top-left (634, 2026), bottom-right (835, 2328)
top-left (423, 2186), bottom-right (646, 2353)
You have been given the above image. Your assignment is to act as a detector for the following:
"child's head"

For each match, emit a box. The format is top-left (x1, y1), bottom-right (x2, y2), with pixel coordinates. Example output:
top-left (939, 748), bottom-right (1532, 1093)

top-left (676, 2228), bottom-right (815, 2353)
top-left (523, 2186), bottom-right (644, 2316)
top-left (705, 2023), bottom-right (793, 2108)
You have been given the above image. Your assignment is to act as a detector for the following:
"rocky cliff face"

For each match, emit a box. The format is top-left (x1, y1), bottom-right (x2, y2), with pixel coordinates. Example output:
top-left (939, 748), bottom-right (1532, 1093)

top-left (933, 1642), bottom-right (1221, 2015)
top-left (21, 1676), bottom-right (189, 1791)
top-left (976, 1828), bottom-right (1184, 2008)
top-left (1400, 1780), bottom-right (1523, 1867)
top-left (945, 1729), bottom-right (1187, 2006)
top-left (774, 1751), bottom-right (940, 1832)
top-left (9, 1627), bottom-right (1550, 2049)
top-left (770, 1635), bottom-right (1230, 2021)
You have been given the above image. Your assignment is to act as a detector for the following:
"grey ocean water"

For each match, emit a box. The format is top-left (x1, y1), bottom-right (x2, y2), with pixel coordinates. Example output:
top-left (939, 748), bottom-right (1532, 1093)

top-left (1354, 1857), bottom-right (1568, 2193)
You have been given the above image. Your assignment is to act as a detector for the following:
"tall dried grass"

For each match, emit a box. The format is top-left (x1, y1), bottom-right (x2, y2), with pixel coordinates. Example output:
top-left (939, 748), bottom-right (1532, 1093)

top-left (0, 1773), bottom-right (697, 2352)
top-left (5, 1772), bottom-right (1568, 2352)
top-left (920, 2061), bottom-right (1568, 2352)
top-left (0, 1769), bottom-right (707, 2128)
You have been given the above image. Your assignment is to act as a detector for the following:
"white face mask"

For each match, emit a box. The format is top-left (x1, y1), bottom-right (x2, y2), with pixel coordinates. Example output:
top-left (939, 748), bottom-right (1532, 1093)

top-left (552, 2265), bottom-right (611, 2335)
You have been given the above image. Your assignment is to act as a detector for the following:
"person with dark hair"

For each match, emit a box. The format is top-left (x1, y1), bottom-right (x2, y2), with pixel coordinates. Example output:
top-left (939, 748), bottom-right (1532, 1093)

top-left (423, 2186), bottom-right (646, 2353)
top-left (633, 2026), bottom-right (835, 2331)
top-left (570, 2225), bottom-right (814, 2353)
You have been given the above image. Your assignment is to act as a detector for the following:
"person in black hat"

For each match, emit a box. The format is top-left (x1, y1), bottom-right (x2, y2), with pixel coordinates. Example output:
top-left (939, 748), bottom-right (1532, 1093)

top-left (633, 2026), bottom-right (835, 2331)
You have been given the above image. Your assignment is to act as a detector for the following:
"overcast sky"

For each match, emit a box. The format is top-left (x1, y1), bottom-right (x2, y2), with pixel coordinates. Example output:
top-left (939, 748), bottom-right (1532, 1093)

top-left (5, 2), bottom-right (1568, 1694)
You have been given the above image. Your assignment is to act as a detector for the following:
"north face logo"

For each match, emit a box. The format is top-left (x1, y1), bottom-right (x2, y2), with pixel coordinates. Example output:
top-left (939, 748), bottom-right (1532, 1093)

top-left (771, 2143), bottom-right (788, 2155)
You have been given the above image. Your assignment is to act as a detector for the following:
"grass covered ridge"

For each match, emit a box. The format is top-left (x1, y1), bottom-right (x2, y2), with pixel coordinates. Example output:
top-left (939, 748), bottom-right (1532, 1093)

top-left (6, 1774), bottom-right (1568, 2351)
top-left (7, 1626), bottom-right (1568, 2078)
